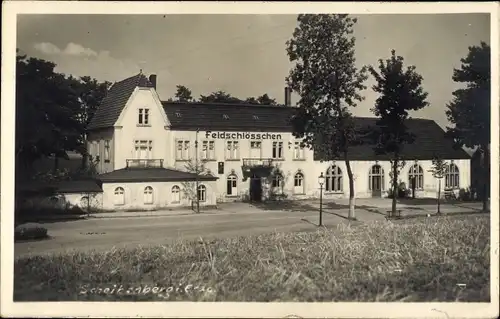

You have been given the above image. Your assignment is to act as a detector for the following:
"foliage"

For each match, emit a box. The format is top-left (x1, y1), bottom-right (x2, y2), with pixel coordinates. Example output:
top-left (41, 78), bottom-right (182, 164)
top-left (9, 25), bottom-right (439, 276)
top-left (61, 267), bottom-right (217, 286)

top-left (181, 158), bottom-right (211, 207)
top-left (368, 50), bottom-right (429, 216)
top-left (174, 85), bottom-right (195, 102)
top-left (458, 188), bottom-right (474, 202)
top-left (429, 157), bottom-right (448, 180)
top-left (15, 223), bottom-right (48, 241)
top-left (15, 51), bottom-right (110, 177)
top-left (445, 42), bottom-right (490, 210)
top-left (14, 215), bottom-right (490, 301)
top-left (285, 14), bottom-right (368, 220)
top-left (445, 42), bottom-right (490, 149)
top-left (387, 182), bottom-right (411, 199)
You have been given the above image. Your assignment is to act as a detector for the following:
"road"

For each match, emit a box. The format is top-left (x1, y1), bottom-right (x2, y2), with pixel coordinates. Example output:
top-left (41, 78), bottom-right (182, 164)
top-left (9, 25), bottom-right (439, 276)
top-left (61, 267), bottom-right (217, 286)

top-left (14, 200), bottom-right (485, 258)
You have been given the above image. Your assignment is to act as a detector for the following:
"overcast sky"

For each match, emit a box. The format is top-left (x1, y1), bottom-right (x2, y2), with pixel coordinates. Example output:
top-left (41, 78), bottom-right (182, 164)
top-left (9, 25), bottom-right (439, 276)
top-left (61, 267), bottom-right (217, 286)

top-left (16, 13), bottom-right (490, 130)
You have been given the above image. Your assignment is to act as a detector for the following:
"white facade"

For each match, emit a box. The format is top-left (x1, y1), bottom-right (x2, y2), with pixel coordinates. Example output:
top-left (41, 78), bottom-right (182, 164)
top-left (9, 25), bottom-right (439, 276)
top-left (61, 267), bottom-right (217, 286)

top-left (87, 82), bottom-right (471, 209)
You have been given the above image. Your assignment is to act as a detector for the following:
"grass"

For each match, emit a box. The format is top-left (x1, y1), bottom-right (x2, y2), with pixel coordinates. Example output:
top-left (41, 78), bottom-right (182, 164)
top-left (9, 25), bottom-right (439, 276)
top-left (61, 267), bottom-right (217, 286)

top-left (14, 215), bottom-right (490, 302)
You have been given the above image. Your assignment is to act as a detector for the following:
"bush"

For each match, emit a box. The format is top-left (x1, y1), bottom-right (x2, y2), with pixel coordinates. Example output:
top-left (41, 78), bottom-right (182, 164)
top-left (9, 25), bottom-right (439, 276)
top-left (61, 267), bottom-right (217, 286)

top-left (388, 182), bottom-right (411, 199)
top-left (15, 223), bottom-right (48, 241)
top-left (458, 188), bottom-right (473, 202)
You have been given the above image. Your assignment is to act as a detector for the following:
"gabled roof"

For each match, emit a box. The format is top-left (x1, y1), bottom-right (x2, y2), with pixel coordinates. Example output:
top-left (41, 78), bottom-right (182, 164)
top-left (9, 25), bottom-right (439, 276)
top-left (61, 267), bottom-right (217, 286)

top-left (314, 117), bottom-right (471, 161)
top-left (162, 102), bottom-right (296, 132)
top-left (97, 167), bottom-right (218, 183)
top-left (87, 73), bottom-right (154, 130)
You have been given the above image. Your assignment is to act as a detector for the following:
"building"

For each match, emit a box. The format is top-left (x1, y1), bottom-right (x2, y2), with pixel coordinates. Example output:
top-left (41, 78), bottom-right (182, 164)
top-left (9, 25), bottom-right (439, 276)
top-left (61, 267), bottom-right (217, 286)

top-left (85, 72), bottom-right (471, 211)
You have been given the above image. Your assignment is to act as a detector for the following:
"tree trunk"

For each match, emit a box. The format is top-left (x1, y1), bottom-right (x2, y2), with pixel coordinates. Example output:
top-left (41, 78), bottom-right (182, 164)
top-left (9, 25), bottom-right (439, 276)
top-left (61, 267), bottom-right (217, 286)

top-left (437, 179), bottom-right (441, 214)
top-left (344, 156), bottom-right (355, 220)
top-left (53, 156), bottom-right (59, 173)
top-left (482, 145), bottom-right (489, 212)
top-left (391, 159), bottom-right (398, 217)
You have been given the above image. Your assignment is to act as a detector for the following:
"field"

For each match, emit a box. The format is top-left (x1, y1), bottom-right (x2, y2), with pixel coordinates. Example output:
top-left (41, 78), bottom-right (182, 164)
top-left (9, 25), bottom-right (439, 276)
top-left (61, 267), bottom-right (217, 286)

top-left (14, 214), bottom-right (490, 302)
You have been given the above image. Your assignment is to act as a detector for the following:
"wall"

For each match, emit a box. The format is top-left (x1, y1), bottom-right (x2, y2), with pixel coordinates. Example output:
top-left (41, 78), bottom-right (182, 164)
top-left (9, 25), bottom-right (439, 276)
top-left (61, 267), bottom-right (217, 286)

top-left (87, 128), bottom-right (114, 174)
top-left (101, 180), bottom-right (218, 211)
top-left (113, 88), bottom-right (171, 170)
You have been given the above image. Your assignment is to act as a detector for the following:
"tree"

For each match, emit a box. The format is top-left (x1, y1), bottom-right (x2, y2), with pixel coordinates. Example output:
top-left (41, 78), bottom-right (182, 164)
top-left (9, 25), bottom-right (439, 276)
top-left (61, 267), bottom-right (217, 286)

top-left (199, 90), bottom-right (243, 104)
top-left (286, 14), bottom-right (368, 220)
top-left (257, 94), bottom-right (277, 106)
top-left (174, 85), bottom-right (195, 102)
top-left (16, 52), bottom-right (83, 180)
top-left (67, 75), bottom-right (112, 168)
top-left (368, 50), bottom-right (429, 218)
top-left (181, 158), bottom-right (210, 213)
top-left (445, 42), bottom-right (490, 212)
top-left (429, 157), bottom-right (448, 214)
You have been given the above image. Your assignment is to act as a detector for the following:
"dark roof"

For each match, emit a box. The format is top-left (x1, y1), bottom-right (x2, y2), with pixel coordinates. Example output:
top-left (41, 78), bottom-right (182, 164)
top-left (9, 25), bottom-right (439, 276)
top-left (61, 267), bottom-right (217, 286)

top-left (97, 167), bottom-right (218, 183)
top-left (17, 179), bottom-right (103, 195)
top-left (87, 73), bottom-right (154, 130)
top-left (314, 117), bottom-right (471, 161)
top-left (163, 102), bottom-right (296, 132)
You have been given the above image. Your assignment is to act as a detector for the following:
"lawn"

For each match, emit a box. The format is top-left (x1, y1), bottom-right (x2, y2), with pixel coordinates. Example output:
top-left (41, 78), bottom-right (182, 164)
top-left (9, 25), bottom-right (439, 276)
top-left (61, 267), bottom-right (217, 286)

top-left (14, 215), bottom-right (490, 302)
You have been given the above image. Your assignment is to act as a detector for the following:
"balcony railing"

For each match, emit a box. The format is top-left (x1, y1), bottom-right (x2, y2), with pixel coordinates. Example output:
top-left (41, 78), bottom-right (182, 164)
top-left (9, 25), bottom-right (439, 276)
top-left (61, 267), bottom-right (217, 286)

top-left (242, 158), bottom-right (274, 167)
top-left (126, 159), bottom-right (164, 168)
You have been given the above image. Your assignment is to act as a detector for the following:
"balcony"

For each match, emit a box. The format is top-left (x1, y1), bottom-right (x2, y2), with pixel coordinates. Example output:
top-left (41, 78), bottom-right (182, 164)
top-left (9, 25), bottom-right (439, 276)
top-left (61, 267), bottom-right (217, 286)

top-left (126, 159), bottom-right (164, 168)
top-left (241, 158), bottom-right (275, 180)
top-left (242, 158), bottom-right (274, 167)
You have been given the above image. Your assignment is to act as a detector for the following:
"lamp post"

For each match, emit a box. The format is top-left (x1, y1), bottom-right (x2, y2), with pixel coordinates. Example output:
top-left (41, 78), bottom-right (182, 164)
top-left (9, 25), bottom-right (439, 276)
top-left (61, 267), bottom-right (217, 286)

top-left (195, 129), bottom-right (200, 214)
top-left (318, 172), bottom-right (325, 227)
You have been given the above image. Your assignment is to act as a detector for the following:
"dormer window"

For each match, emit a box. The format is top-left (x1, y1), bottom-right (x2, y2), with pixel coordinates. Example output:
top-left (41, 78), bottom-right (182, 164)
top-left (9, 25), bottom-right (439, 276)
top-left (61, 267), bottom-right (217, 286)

top-left (175, 112), bottom-right (182, 118)
top-left (253, 115), bottom-right (259, 120)
top-left (138, 108), bottom-right (150, 125)
top-left (223, 114), bottom-right (229, 120)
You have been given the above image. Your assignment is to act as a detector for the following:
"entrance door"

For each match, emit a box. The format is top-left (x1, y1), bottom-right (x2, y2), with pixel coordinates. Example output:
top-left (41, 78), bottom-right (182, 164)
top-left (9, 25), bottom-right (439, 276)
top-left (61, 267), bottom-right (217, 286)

top-left (249, 175), bottom-right (262, 202)
top-left (369, 165), bottom-right (384, 197)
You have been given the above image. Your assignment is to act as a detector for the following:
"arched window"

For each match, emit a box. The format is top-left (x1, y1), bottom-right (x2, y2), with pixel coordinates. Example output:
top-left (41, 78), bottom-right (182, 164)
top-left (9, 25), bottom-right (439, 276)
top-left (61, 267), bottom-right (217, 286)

top-left (171, 185), bottom-right (181, 203)
top-left (445, 163), bottom-right (460, 189)
top-left (144, 186), bottom-right (154, 204)
top-left (227, 174), bottom-right (238, 196)
top-left (326, 165), bottom-right (342, 192)
top-left (408, 164), bottom-right (424, 190)
top-left (369, 165), bottom-right (385, 193)
top-left (272, 173), bottom-right (283, 189)
top-left (294, 172), bottom-right (305, 194)
top-left (114, 187), bottom-right (125, 206)
top-left (197, 185), bottom-right (207, 202)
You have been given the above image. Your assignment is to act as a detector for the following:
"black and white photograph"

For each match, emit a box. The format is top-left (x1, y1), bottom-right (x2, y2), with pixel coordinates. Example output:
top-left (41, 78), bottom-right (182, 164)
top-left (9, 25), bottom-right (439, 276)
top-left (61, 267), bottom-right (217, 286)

top-left (1, 1), bottom-right (498, 318)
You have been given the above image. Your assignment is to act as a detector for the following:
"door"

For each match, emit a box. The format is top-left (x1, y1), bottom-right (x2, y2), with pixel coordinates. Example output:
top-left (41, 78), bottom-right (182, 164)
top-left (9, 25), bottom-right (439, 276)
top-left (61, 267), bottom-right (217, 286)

top-left (371, 176), bottom-right (382, 197)
top-left (249, 175), bottom-right (262, 201)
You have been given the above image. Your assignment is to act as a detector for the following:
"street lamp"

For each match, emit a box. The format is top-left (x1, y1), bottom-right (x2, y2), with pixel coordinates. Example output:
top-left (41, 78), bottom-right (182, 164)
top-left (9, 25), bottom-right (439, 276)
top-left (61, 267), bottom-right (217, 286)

top-left (318, 172), bottom-right (325, 227)
top-left (195, 129), bottom-right (200, 214)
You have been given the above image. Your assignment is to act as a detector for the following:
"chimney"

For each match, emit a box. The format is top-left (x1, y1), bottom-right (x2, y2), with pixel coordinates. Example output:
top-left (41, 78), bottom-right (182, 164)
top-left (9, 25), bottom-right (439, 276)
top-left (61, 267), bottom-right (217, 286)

top-left (284, 87), bottom-right (292, 106)
top-left (149, 74), bottom-right (157, 90)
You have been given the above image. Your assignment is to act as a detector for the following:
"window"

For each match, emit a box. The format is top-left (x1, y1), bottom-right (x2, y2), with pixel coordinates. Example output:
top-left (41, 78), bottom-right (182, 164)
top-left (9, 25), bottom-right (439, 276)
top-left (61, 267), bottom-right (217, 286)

top-left (272, 174), bottom-right (283, 189)
top-left (294, 172), bottom-right (305, 194)
top-left (175, 112), bottom-right (182, 118)
top-left (227, 174), bottom-right (238, 196)
top-left (201, 141), bottom-right (215, 160)
top-left (369, 165), bottom-right (385, 191)
top-left (114, 187), bottom-right (125, 206)
top-left (272, 141), bottom-right (284, 159)
top-left (249, 141), bottom-right (262, 159)
top-left (176, 140), bottom-right (190, 160)
top-left (250, 141), bottom-right (262, 149)
top-left (226, 141), bottom-right (239, 160)
top-left (253, 115), bottom-right (259, 120)
top-left (135, 140), bottom-right (153, 159)
top-left (197, 185), bottom-right (207, 202)
top-left (138, 108), bottom-right (150, 125)
top-left (326, 165), bottom-right (343, 192)
top-left (223, 114), bottom-right (229, 120)
top-left (144, 186), bottom-right (154, 204)
top-left (171, 185), bottom-right (181, 203)
top-left (104, 140), bottom-right (110, 162)
top-left (408, 164), bottom-right (424, 190)
top-left (445, 163), bottom-right (460, 189)
top-left (293, 141), bottom-right (305, 160)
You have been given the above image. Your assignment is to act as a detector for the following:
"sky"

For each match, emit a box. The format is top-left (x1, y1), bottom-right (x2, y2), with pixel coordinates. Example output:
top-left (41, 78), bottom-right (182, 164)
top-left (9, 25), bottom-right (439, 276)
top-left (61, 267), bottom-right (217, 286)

top-left (16, 14), bottom-right (491, 131)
